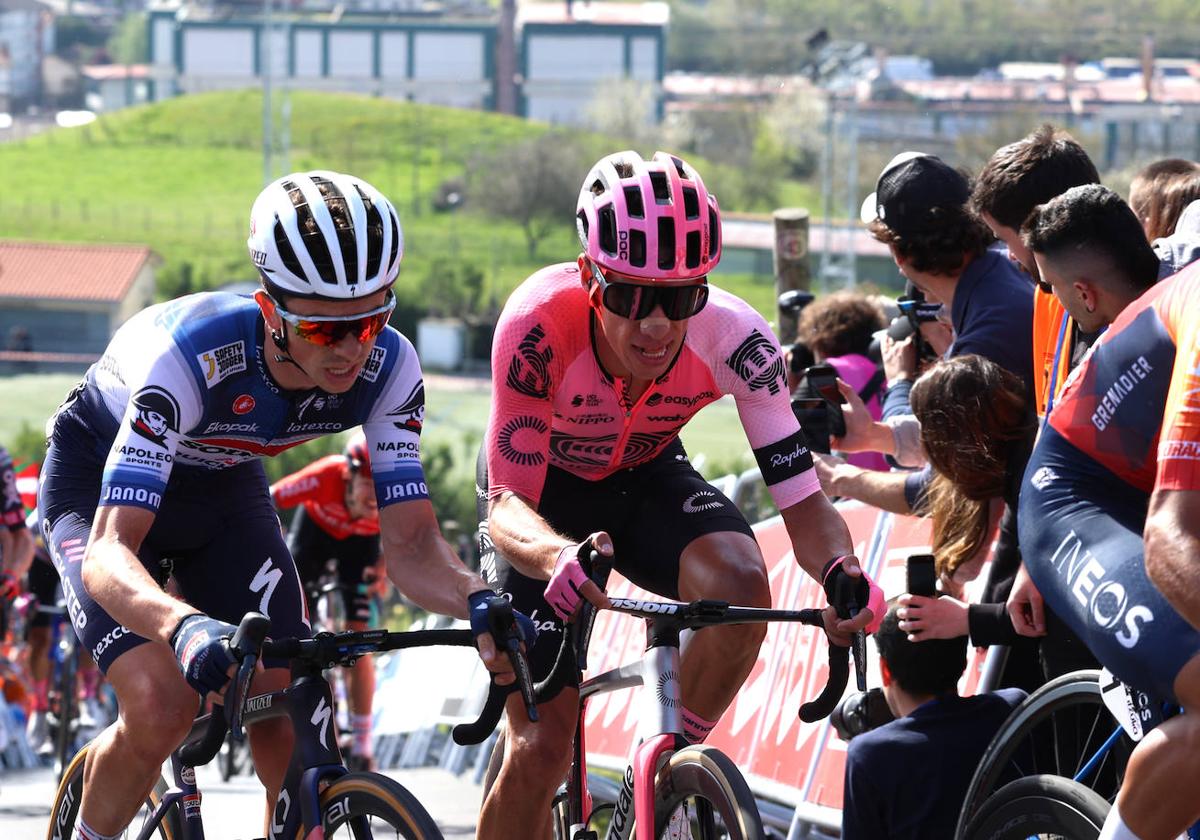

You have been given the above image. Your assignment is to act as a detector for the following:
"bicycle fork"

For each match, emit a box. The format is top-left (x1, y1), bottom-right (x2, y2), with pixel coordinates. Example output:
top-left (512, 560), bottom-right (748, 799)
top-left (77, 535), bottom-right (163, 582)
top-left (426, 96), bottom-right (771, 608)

top-left (607, 642), bottom-right (690, 840)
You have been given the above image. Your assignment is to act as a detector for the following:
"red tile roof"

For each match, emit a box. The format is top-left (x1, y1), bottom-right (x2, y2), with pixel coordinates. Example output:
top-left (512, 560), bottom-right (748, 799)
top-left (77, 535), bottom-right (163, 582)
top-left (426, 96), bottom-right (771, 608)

top-left (0, 241), bottom-right (153, 303)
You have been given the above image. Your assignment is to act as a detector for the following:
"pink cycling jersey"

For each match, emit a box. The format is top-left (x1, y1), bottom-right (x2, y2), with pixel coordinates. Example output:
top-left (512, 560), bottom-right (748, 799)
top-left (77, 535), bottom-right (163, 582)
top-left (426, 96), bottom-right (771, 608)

top-left (486, 263), bottom-right (821, 509)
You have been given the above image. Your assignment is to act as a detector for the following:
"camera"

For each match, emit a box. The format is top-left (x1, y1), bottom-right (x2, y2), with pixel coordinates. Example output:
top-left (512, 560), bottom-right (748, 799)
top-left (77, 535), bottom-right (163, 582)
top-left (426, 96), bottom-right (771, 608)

top-left (830, 687), bottom-right (895, 741)
top-left (790, 363), bottom-right (846, 455)
top-left (889, 292), bottom-right (943, 365)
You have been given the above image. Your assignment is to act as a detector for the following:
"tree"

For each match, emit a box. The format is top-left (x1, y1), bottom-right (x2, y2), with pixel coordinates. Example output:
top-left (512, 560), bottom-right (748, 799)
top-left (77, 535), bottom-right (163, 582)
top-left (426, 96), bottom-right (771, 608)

top-left (466, 132), bottom-right (589, 260)
top-left (109, 13), bottom-right (149, 65)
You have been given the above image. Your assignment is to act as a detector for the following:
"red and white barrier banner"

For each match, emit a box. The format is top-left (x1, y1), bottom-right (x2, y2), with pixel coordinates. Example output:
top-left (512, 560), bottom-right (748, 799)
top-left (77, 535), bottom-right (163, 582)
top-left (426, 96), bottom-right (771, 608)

top-left (582, 500), bottom-right (994, 811)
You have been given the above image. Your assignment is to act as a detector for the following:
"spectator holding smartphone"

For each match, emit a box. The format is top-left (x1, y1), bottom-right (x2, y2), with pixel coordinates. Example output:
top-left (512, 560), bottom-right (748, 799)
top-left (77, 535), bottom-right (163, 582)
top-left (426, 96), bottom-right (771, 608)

top-left (841, 602), bottom-right (1026, 840)
top-left (795, 291), bottom-right (888, 470)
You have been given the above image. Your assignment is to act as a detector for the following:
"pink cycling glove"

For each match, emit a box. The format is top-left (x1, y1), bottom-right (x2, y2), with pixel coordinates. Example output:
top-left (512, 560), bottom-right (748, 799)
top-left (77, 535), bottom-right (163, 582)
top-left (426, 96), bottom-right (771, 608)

top-left (545, 543), bottom-right (592, 621)
top-left (822, 555), bottom-right (885, 634)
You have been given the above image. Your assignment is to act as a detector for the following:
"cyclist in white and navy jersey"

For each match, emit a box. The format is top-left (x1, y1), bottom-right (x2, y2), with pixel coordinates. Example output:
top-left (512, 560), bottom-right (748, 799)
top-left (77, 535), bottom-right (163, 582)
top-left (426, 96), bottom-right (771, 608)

top-left (38, 171), bottom-right (532, 840)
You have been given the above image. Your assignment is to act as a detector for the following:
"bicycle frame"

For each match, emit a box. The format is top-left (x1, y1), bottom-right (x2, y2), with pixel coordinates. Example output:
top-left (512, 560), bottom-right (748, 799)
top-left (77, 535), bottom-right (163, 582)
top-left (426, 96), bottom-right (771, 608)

top-left (147, 669), bottom-right (354, 840)
top-left (554, 598), bottom-right (830, 840)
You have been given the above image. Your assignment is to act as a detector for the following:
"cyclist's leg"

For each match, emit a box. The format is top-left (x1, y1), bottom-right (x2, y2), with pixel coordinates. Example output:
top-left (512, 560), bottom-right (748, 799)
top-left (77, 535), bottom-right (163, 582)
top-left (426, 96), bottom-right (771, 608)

top-left (618, 443), bottom-right (769, 734)
top-left (25, 558), bottom-right (58, 748)
top-left (285, 507), bottom-right (327, 623)
top-left (337, 534), bottom-right (379, 765)
top-left (40, 452), bottom-right (197, 836)
top-left (85, 643), bottom-right (198, 832)
top-left (169, 460), bottom-right (310, 819)
top-left (477, 688), bottom-right (579, 840)
top-left (474, 449), bottom-right (587, 840)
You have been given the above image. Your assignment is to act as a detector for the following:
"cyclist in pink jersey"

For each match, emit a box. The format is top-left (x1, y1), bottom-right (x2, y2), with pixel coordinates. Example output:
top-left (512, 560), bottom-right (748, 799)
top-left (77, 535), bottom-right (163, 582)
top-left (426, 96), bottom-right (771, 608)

top-left (475, 150), bottom-right (883, 840)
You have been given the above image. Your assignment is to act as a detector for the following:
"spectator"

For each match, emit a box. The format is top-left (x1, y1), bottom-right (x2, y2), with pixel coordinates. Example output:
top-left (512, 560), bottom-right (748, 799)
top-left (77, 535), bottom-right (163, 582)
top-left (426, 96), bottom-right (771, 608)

top-left (796, 291), bottom-right (887, 470)
top-left (1022, 185), bottom-right (1160, 335)
top-left (893, 354), bottom-right (1050, 690)
top-left (841, 603), bottom-right (1026, 840)
top-left (862, 152), bottom-right (1033, 398)
top-left (970, 124), bottom-right (1100, 418)
top-left (1128, 159), bottom-right (1200, 281)
top-left (817, 151), bottom-right (1033, 513)
top-left (1128, 157), bottom-right (1200, 241)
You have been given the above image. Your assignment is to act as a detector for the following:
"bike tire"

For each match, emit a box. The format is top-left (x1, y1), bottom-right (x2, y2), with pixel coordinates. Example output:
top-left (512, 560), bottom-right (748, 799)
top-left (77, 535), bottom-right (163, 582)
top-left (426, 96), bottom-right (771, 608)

top-left (645, 745), bottom-right (766, 840)
top-left (955, 670), bottom-right (1129, 838)
top-left (309, 771), bottom-right (443, 840)
top-left (46, 744), bottom-right (182, 840)
top-left (961, 774), bottom-right (1109, 840)
top-left (53, 638), bottom-right (79, 784)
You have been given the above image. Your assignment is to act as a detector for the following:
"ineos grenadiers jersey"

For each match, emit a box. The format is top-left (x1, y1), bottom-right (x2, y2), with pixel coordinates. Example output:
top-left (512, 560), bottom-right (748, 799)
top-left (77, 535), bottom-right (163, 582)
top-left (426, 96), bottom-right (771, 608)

top-left (485, 264), bottom-right (820, 509)
top-left (51, 293), bottom-right (430, 514)
top-left (1046, 265), bottom-right (1200, 494)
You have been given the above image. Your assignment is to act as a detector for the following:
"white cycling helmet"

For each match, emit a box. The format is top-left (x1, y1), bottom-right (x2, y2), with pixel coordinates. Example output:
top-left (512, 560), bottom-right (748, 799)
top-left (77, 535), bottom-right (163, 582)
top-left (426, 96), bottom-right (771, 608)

top-left (247, 170), bottom-right (403, 300)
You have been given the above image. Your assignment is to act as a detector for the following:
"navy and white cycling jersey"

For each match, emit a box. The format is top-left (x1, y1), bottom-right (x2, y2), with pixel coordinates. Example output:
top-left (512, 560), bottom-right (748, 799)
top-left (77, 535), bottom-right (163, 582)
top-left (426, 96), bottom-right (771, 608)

top-left (50, 292), bottom-right (430, 514)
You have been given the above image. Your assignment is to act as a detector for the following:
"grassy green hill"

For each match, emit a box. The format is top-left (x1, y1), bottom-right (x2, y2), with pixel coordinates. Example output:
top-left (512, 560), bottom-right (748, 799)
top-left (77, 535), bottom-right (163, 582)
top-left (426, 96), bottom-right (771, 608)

top-left (0, 90), bottom-right (818, 318)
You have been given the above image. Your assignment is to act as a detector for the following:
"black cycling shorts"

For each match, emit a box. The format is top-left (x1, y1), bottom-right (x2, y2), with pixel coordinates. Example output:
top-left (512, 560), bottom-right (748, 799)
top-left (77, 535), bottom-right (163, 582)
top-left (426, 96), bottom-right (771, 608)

top-left (26, 554), bottom-right (60, 631)
top-left (38, 429), bottom-right (309, 674)
top-left (476, 437), bottom-right (754, 699)
top-left (1020, 426), bottom-right (1200, 703)
top-left (287, 506), bottom-right (379, 625)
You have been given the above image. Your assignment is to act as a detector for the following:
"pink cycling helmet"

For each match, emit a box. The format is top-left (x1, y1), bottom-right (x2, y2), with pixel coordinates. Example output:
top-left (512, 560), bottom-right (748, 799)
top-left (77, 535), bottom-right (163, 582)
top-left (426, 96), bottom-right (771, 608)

top-left (576, 150), bottom-right (721, 281)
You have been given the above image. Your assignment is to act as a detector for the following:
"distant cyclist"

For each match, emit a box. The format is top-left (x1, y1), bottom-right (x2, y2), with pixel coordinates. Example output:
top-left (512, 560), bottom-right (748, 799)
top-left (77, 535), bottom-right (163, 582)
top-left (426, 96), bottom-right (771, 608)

top-left (1016, 262), bottom-right (1200, 840)
top-left (474, 150), bottom-right (881, 839)
top-left (271, 429), bottom-right (385, 770)
top-left (0, 444), bottom-right (34, 610)
top-left (38, 171), bottom-right (533, 840)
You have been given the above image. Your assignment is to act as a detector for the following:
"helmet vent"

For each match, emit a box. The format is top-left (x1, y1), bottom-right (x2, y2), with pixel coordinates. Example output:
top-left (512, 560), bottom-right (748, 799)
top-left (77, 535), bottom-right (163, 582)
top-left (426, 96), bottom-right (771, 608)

top-left (614, 160), bottom-right (634, 179)
top-left (590, 178), bottom-right (605, 197)
top-left (682, 187), bottom-right (699, 220)
top-left (387, 211), bottom-right (401, 273)
top-left (709, 205), bottom-right (720, 256)
top-left (293, 177), bottom-right (338, 286)
top-left (629, 229), bottom-right (646, 268)
top-left (274, 219), bottom-right (303, 281)
top-left (576, 209), bottom-right (590, 240)
top-left (649, 171), bottom-right (671, 203)
top-left (599, 206), bottom-right (618, 255)
top-left (686, 231), bottom-right (701, 269)
top-left (657, 217), bottom-right (676, 270)
top-left (356, 185), bottom-right (383, 281)
top-left (623, 186), bottom-right (645, 218)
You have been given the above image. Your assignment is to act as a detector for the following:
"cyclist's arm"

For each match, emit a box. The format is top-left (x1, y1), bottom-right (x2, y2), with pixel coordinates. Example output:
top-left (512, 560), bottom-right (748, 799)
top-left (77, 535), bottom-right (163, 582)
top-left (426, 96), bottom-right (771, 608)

top-left (84, 504), bottom-right (195, 642)
top-left (487, 489), bottom-right (572, 581)
top-left (779, 489), bottom-right (854, 584)
top-left (3, 525), bottom-right (34, 580)
top-left (1145, 489), bottom-right (1200, 629)
top-left (378, 497), bottom-right (489, 619)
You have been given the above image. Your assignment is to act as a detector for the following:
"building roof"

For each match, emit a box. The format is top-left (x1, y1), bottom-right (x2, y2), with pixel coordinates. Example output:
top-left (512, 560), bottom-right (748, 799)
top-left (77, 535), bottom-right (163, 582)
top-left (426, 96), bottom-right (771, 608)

top-left (518, 1), bottom-right (669, 27)
top-left (82, 64), bottom-right (151, 81)
top-left (0, 241), bottom-right (154, 303)
top-left (0, 0), bottom-right (50, 12)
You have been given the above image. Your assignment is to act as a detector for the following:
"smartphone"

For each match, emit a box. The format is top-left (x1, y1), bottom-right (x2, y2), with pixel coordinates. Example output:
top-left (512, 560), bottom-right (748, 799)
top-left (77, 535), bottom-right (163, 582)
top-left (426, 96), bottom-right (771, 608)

top-left (801, 364), bottom-right (846, 439)
top-left (802, 363), bottom-right (847, 404)
top-left (906, 554), bottom-right (938, 598)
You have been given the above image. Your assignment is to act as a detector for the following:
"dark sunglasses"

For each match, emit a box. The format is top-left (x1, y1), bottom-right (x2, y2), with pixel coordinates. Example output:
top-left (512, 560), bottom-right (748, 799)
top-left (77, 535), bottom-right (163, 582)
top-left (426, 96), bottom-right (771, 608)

top-left (274, 292), bottom-right (396, 347)
top-left (589, 263), bottom-right (708, 321)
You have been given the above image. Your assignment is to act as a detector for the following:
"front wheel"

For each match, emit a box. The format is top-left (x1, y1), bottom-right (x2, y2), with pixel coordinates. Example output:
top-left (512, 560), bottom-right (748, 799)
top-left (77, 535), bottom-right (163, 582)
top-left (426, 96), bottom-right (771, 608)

top-left (649, 745), bottom-right (766, 840)
top-left (313, 771), bottom-right (443, 839)
top-left (47, 743), bottom-right (181, 840)
top-left (960, 774), bottom-right (1109, 840)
